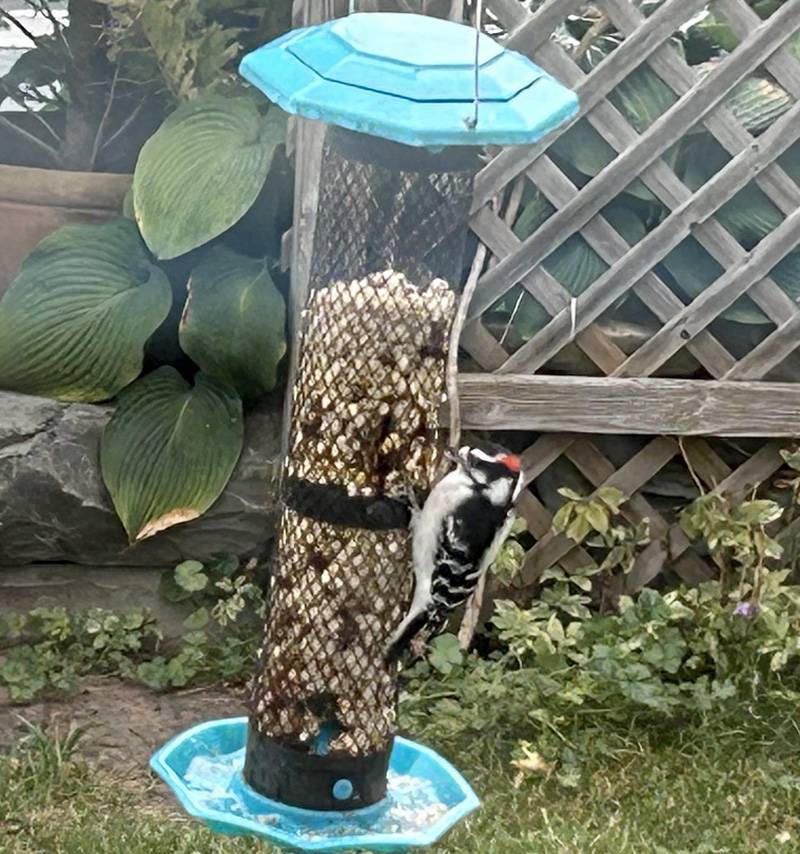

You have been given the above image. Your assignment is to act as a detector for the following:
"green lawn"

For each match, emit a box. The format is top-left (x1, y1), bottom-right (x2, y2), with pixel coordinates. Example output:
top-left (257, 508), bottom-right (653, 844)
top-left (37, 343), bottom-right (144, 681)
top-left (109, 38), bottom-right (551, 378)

top-left (2, 697), bottom-right (800, 853)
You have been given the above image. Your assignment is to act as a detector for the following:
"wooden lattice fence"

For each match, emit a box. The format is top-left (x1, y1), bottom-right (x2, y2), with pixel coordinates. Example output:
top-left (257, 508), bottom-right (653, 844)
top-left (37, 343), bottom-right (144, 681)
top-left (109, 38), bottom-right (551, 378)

top-left (288, 0), bottom-right (800, 594)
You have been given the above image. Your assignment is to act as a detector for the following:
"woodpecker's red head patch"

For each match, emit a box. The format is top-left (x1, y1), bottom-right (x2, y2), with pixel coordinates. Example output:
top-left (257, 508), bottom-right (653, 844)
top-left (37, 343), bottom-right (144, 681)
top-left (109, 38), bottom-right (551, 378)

top-left (499, 453), bottom-right (522, 473)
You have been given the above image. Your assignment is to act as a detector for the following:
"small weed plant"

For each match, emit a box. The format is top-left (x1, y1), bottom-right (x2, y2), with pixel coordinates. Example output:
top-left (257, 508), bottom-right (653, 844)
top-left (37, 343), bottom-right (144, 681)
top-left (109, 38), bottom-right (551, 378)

top-left (5, 476), bottom-right (800, 796)
top-left (0, 553), bottom-right (264, 701)
top-left (401, 484), bottom-right (800, 785)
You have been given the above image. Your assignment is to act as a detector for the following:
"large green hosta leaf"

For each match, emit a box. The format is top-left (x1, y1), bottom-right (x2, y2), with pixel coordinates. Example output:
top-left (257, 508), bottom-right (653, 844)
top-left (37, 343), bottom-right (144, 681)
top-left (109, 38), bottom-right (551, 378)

top-left (724, 75), bottom-right (791, 135)
top-left (0, 219), bottom-right (171, 402)
top-left (514, 188), bottom-right (555, 241)
top-left (179, 246), bottom-right (286, 401)
top-left (658, 236), bottom-right (797, 325)
top-left (498, 208), bottom-right (647, 341)
top-left (132, 96), bottom-right (286, 260)
top-left (660, 237), bottom-right (754, 323)
top-left (542, 208), bottom-right (646, 296)
top-left (678, 133), bottom-right (785, 248)
top-left (771, 251), bottom-right (800, 305)
top-left (550, 65), bottom-right (679, 202)
top-left (101, 367), bottom-right (244, 543)
top-left (666, 135), bottom-right (800, 324)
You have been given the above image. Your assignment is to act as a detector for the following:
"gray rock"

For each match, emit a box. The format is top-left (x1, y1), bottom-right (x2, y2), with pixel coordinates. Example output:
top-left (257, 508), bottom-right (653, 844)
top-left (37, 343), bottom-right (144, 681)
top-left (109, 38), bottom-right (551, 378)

top-left (0, 391), bottom-right (282, 566)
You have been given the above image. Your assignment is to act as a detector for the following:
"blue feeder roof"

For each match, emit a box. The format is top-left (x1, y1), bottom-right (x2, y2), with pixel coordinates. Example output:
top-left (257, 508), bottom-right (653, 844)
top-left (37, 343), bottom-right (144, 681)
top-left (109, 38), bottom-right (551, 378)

top-left (239, 13), bottom-right (578, 148)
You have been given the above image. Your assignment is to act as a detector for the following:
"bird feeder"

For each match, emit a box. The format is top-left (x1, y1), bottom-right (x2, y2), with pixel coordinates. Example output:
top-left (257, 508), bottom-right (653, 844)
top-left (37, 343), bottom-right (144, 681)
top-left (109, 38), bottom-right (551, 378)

top-left (151, 11), bottom-right (577, 852)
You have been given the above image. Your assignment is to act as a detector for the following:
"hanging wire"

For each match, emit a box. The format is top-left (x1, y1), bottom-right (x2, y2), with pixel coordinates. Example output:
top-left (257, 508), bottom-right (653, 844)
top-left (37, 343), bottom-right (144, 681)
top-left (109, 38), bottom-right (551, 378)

top-left (464, 0), bottom-right (483, 129)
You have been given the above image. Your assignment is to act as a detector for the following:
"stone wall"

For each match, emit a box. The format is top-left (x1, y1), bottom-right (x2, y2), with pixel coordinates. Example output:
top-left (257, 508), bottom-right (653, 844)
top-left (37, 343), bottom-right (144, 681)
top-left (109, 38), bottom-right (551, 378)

top-left (0, 391), bottom-right (282, 567)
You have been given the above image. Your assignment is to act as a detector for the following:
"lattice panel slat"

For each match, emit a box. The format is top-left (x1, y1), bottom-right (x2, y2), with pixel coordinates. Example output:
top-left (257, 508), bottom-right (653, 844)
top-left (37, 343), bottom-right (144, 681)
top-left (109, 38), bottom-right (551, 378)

top-left (457, 0), bottom-right (800, 585)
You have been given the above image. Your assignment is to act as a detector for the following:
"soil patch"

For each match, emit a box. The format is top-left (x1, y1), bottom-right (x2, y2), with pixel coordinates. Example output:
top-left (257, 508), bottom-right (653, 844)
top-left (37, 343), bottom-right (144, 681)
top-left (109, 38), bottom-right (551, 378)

top-left (0, 677), bottom-right (247, 791)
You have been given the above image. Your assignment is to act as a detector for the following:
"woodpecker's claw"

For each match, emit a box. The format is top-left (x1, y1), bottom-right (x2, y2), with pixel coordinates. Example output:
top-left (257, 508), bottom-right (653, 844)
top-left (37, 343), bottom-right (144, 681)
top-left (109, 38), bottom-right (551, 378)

top-left (401, 481), bottom-right (423, 514)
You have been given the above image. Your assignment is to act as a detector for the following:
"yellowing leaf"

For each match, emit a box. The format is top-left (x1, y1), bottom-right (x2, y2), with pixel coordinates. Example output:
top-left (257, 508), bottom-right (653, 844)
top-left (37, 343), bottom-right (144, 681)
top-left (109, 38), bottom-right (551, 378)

top-left (512, 746), bottom-right (554, 776)
top-left (100, 367), bottom-right (244, 542)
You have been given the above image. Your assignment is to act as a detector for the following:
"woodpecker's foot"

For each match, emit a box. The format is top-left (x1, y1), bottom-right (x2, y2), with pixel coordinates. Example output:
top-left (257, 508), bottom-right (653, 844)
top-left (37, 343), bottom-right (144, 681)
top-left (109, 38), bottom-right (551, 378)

top-left (399, 481), bottom-right (425, 515)
top-left (410, 633), bottom-right (428, 661)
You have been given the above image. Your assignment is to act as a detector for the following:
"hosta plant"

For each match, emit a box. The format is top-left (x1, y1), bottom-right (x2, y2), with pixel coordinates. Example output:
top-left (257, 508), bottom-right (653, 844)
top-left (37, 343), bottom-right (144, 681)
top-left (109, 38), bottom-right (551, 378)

top-left (0, 0), bottom-right (293, 172)
top-left (0, 95), bottom-right (290, 543)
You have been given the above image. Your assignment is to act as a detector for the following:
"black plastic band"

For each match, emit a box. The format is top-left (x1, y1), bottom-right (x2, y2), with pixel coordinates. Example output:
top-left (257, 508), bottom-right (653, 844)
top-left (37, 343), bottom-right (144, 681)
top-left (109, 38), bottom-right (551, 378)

top-left (283, 476), bottom-right (411, 530)
top-left (244, 721), bottom-right (391, 811)
top-left (328, 125), bottom-right (480, 174)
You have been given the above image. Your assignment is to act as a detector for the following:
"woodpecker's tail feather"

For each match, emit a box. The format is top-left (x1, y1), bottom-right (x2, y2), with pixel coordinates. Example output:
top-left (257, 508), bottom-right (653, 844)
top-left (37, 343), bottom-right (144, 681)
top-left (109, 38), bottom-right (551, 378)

top-left (385, 608), bottom-right (452, 664)
top-left (385, 609), bottom-right (430, 663)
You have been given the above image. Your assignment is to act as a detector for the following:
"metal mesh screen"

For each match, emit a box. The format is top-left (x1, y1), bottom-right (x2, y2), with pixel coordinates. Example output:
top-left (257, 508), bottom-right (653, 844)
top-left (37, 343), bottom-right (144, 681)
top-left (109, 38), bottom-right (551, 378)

top-left (247, 271), bottom-right (456, 809)
top-left (246, 131), bottom-right (477, 811)
top-left (309, 127), bottom-right (478, 289)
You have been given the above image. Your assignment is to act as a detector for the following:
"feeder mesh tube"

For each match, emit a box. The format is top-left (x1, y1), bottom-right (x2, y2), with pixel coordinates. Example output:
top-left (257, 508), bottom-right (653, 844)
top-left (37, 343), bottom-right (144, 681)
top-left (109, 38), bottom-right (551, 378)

top-left (247, 270), bottom-right (456, 808)
top-left (308, 127), bottom-right (476, 289)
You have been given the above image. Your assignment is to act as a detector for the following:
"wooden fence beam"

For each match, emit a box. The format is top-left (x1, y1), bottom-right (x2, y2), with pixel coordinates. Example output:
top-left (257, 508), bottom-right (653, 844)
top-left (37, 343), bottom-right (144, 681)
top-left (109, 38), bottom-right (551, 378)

top-left (455, 373), bottom-right (800, 436)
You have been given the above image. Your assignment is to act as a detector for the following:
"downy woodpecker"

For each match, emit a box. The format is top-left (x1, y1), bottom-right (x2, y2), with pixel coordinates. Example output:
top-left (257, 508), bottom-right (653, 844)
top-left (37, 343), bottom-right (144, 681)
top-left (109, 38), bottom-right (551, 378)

top-left (386, 445), bottom-right (524, 662)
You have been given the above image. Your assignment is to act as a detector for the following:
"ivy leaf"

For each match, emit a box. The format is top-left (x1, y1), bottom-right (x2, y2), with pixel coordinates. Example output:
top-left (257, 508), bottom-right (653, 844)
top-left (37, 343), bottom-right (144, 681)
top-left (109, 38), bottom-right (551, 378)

top-left (735, 500), bottom-right (783, 526)
top-left (584, 503), bottom-right (610, 535)
top-left (596, 487), bottom-right (627, 514)
top-left (183, 607), bottom-right (210, 630)
top-left (205, 553), bottom-right (240, 581)
top-left (570, 575), bottom-right (594, 592)
top-left (566, 512), bottom-right (593, 543)
top-left (546, 613), bottom-right (566, 644)
top-left (175, 561), bottom-right (208, 593)
top-left (428, 634), bottom-right (463, 675)
top-left (552, 503), bottom-right (576, 534)
top-left (159, 570), bottom-right (195, 603)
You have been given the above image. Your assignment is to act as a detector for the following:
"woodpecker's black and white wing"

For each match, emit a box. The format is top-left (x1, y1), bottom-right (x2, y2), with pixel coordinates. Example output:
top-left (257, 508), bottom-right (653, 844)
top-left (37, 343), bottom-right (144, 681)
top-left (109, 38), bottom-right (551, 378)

top-left (386, 467), bottom-right (521, 661)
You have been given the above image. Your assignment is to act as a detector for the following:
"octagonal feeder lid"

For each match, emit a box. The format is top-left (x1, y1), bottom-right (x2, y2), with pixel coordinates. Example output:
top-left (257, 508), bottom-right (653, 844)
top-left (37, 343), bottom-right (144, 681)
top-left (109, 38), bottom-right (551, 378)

top-left (239, 12), bottom-right (579, 148)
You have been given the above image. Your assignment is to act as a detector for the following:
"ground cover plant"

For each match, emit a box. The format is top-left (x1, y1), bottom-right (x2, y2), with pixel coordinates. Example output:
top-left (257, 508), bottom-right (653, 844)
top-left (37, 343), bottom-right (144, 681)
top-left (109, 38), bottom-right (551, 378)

top-left (4, 473), bottom-right (800, 850)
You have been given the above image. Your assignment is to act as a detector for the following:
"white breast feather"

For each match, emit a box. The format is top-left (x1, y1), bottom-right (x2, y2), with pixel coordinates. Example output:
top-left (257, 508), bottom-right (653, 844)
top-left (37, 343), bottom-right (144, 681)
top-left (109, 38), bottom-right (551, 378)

top-left (407, 468), bottom-right (473, 612)
top-left (388, 468), bottom-right (524, 653)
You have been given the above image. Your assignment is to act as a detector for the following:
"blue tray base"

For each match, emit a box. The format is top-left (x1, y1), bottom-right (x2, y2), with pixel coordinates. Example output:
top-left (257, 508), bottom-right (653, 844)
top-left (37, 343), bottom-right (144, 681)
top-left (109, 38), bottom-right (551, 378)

top-left (150, 717), bottom-right (480, 853)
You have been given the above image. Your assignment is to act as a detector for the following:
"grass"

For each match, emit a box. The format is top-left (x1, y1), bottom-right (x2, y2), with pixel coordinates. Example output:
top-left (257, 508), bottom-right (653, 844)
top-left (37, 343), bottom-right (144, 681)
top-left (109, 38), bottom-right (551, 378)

top-left (2, 699), bottom-right (800, 853)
